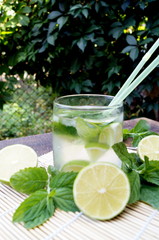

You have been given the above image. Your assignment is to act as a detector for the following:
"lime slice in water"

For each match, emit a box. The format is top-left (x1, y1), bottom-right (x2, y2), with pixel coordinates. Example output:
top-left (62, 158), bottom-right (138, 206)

top-left (99, 123), bottom-right (123, 147)
top-left (85, 142), bottom-right (109, 161)
top-left (61, 160), bottom-right (90, 172)
top-left (76, 118), bottom-right (100, 141)
top-left (99, 126), bottom-right (114, 146)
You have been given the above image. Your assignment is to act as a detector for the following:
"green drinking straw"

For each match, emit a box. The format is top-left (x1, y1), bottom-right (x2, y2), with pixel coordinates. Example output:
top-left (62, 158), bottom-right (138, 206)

top-left (109, 38), bottom-right (159, 106)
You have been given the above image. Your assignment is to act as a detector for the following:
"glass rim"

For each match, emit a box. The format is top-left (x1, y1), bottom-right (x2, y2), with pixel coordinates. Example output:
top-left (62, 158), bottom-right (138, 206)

top-left (54, 94), bottom-right (123, 110)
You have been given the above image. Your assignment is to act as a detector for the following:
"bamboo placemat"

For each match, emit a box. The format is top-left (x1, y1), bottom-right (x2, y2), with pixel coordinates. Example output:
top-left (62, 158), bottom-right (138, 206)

top-left (0, 152), bottom-right (159, 240)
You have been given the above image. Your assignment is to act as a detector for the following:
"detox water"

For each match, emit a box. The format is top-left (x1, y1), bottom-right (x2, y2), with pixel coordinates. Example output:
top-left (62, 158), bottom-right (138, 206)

top-left (52, 95), bottom-right (123, 170)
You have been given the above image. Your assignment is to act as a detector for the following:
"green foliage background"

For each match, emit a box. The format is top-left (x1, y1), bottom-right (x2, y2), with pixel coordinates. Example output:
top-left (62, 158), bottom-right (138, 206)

top-left (1, 0), bottom-right (159, 120)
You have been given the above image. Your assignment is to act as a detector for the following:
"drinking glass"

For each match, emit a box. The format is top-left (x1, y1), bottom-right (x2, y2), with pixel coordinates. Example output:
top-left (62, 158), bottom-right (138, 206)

top-left (52, 94), bottom-right (123, 170)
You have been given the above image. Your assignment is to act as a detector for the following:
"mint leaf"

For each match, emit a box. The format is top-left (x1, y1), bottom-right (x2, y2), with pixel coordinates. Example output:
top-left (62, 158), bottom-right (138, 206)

top-left (132, 119), bottom-right (150, 133)
top-left (140, 184), bottom-right (159, 209)
top-left (112, 142), bottom-right (140, 171)
top-left (54, 187), bottom-right (79, 212)
top-left (123, 120), bottom-right (158, 147)
top-left (13, 190), bottom-right (55, 229)
top-left (127, 170), bottom-right (140, 204)
top-left (138, 160), bottom-right (159, 186)
top-left (10, 167), bottom-right (48, 194)
top-left (50, 171), bottom-right (77, 189)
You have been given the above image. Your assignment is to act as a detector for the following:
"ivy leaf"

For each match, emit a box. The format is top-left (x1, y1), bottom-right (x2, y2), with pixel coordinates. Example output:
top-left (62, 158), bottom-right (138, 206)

top-left (47, 32), bottom-right (58, 45)
top-left (13, 190), bottom-right (55, 229)
top-left (126, 35), bottom-right (137, 45)
top-left (77, 38), bottom-right (87, 52)
top-left (10, 167), bottom-right (48, 194)
top-left (121, 46), bottom-right (136, 54)
top-left (48, 11), bottom-right (62, 19)
top-left (57, 16), bottom-right (68, 30)
top-left (130, 47), bottom-right (139, 61)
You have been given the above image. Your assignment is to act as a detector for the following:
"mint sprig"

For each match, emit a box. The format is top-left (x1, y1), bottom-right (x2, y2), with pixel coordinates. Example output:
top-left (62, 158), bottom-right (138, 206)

top-left (123, 119), bottom-right (158, 147)
top-left (10, 167), bottom-right (78, 229)
top-left (113, 142), bottom-right (159, 209)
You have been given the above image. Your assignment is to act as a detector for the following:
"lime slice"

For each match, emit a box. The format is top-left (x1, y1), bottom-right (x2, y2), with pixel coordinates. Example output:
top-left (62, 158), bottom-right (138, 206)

top-left (138, 135), bottom-right (159, 160)
top-left (85, 142), bottom-right (109, 161)
top-left (99, 126), bottom-right (114, 146)
top-left (76, 118), bottom-right (99, 141)
top-left (73, 162), bottom-right (130, 220)
top-left (0, 144), bottom-right (38, 184)
top-left (111, 123), bottom-right (123, 143)
top-left (99, 123), bottom-right (123, 147)
top-left (61, 160), bottom-right (90, 172)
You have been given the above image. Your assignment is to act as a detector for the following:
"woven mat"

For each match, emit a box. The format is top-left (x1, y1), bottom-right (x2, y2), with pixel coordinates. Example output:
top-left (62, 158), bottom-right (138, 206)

top-left (0, 152), bottom-right (159, 240)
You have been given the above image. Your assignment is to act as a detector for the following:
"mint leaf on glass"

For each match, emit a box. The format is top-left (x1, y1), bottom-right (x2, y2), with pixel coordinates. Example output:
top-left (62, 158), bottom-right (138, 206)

top-left (13, 190), bottom-right (55, 229)
top-left (140, 184), bottom-right (159, 209)
top-left (10, 167), bottom-right (48, 194)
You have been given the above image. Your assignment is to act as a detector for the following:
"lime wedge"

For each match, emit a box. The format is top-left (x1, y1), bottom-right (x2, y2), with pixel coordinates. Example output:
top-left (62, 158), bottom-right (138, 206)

top-left (99, 123), bottom-right (123, 147)
top-left (61, 160), bottom-right (90, 172)
top-left (99, 126), bottom-right (114, 146)
top-left (85, 142), bottom-right (109, 161)
top-left (76, 118), bottom-right (100, 141)
top-left (73, 162), bottom-right (130, 220)
top-left (0, 144), bottom-right (38, 184)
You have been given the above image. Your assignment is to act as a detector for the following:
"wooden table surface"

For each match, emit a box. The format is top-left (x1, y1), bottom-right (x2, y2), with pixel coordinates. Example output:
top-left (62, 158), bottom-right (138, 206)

top-left (0, 117), bottom-right (159, 156)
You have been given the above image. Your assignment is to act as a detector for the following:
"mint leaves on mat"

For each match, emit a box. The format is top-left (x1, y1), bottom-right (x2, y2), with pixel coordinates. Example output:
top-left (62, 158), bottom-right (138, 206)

top-left (10, 167), bottom-right (78, 229)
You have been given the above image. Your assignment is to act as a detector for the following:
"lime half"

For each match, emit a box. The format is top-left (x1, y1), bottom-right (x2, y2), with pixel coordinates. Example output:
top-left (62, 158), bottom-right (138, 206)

top-left (0, 144), bottom-right (38, 184)
top-left (73, 162), bottom-right (130, 220)
top-left (61, 160), bottom-right (90, 172)
top-left (138, 135), bottom-right (159, 160)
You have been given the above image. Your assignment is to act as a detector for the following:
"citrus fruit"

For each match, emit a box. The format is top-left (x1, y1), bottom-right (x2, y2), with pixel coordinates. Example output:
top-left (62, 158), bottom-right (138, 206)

top-left (85, 142), bottom-right (109, 161)
top-left (61, 160), bottom-right (90, 172)
top-left (73, 162), bottom-right (130, 220)
top-left (99, 123), bottom-right (123, 147)
top-left (0, 144), bottom-right (38, 184)
top-left (76, 117), bottom-right (99, 141)
top-left (138, 135), bottom-right (159, 160)
top-left (99, 126), bottom-right (114, 146)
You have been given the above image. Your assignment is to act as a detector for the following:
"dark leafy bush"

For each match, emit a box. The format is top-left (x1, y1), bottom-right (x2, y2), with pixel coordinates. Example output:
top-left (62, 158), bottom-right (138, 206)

top-left (0, 0), bottom-right (159, 120)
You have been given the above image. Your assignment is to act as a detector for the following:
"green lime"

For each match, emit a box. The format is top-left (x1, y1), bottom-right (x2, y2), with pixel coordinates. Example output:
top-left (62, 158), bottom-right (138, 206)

top-left (73, 162), bottom-right (130, 220)
top-left (76, 118), bottom-right (100, 141)
top-left (61, 160), bottom-right (90, 172)
top-left (85, 142), bottom-right (109, 161)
